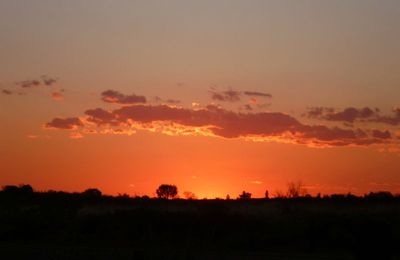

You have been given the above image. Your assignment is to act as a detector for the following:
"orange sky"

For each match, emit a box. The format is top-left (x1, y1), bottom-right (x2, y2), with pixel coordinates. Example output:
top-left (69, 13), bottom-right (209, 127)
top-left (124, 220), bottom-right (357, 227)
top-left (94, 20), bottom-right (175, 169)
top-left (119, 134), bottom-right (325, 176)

top-left (1, 0), bottom-right (400, 198)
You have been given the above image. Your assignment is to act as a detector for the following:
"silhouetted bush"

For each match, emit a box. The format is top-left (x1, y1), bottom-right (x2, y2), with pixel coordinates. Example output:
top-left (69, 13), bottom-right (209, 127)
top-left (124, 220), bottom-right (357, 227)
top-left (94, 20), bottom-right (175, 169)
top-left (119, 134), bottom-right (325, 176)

top-left (365, 191), bottom-right (394, 200)
top-left (2, 184), bottom-right (33, 195)
top-left (82, 188), bottom-right (102, 197)
top-left (183, 191), bottom-right (197, 200)
top-left (264, 190), bottom-right (269, 199)
top-left (2, 185), bottom-right (19, 193)
top-left (238, 191), bottom-right (252, 200)
top-left (286, 181), bottom-right (307, 198)
top-left (156, 184), bottom-right (178, 199)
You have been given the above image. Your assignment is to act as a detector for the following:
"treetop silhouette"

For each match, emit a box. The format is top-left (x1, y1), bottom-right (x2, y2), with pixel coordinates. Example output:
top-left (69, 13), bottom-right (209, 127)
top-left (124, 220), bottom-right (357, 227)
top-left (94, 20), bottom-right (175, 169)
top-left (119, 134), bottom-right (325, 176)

top-left (156, 184), bottom-right (178, 199)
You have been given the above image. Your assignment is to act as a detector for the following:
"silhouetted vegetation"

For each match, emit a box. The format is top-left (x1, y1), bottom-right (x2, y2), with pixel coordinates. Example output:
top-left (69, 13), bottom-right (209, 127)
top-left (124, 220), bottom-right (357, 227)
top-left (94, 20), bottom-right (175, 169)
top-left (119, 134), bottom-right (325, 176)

top-left (156, 184), bottom-right (178, 199)
top-left (0, 185), bottom-right (400, 259)
top-left (82, 188), bottom-right (102, 197)
top-left (183, 191), bottom-right (197, 200)
top-left (264, 189), bottom-right (269, 199)
top-left (2, 184), bottom-right (33, 194)
top-left (238, 191), bottom-right (252, 200)
top-left (286, 181), bottom-right (307, 198)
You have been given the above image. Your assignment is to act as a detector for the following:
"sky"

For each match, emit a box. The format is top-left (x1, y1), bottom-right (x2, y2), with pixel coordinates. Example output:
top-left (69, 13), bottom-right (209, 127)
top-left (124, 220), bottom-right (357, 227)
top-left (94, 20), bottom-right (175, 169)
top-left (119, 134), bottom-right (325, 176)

top-left (1, 0), bottom-right (400, 198)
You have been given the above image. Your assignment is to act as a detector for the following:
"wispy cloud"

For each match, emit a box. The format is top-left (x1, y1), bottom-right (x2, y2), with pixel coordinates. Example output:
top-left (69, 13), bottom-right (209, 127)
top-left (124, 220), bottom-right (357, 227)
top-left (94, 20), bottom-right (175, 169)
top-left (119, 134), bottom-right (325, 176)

top-left (305, 107), bottom-right (379, 123)
top-left (44, 117), bottom-right (83, 130)
top-left (2, 89), bottom-right (13, 95)
top-left (50, 92), bottom-right (64, 101)
top-left (210, 89), bottom-right (272, 103)
top-left (17, 75), bottom-right (58, 88)
top-left (306, 106), bottom-right (400, 126)
top-left (243, 91), bottom-right (272, 98)
top-left (101, 90), bottom-right (146, 105)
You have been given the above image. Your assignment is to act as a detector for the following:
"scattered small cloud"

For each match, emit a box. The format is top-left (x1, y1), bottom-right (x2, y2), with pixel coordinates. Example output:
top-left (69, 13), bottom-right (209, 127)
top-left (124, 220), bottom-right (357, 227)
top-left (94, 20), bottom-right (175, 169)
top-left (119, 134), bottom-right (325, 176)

top-left (371, 129), bottom-right (391, 139)
top-left (191, 102), bottom-right (200, 108)
top-left (50, 92), bottom-right (64, 101)
top-left (69, 132), bottom-right (83, 139)
top-left (44, 117), bottom-right (83, 130)
top-left (243, 91), bottom-right (272, 98)
top-left (306, 106), bottom-right (400, 126)
top-left (17, 75), bottom-right (58, 88)
top-left (210, 89), bottom-right (241, 102)
top-left (101, 90), bottom-right (146, 104)
top-left (18, 80), bottom-right (41, 88)
top-left (370, 108), bottom-right (400, 126)
top-left (243, 104), bottom-right (253, 111)
top-left (305, 107), bottom-right (379, 123)
top-left (154, 96), bottom-right (180, 104)
top-left (210, 89), bottom-right (272, 103)
top-left (2, 89), bottom-right (13, 95)
top-left (41, 75), bottom-right (57, 86)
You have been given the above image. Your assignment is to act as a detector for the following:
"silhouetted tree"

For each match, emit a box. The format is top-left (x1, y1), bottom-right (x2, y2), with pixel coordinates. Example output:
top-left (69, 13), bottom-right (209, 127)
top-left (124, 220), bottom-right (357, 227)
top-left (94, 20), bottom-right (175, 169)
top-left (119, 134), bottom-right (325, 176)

top-left (19, 184), bottom-right (33, 194)
top-left (156, 184), bottom-right (178, 199)
top-left (238, 191), bottom-right (252, 200)
top-left (82, 188), bottom-right (102, 197)
top-left (286, 181), bottom-right (307, 198)
top-left (183, 191), bottom-right (197, 200)
top-left (226, 194), bottom-right (231, 200)
top-left (265, 190), bottom-right (269, 199)
top-left (117, 193), bottom-right (130, 198)
top-left (2, 184), bottom-right (33, 195)
top-left (2, 185), bottom-right (19, 193)
top-left (274, 190), bottom-right (286, 199)
top-left (365, 191), bottom-right (394, 200)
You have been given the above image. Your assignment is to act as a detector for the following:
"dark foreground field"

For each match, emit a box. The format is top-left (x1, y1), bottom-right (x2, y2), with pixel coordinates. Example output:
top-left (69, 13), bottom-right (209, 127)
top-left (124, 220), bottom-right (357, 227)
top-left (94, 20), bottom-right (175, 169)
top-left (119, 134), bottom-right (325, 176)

top-left (1, 191), bottom-right (399, 259)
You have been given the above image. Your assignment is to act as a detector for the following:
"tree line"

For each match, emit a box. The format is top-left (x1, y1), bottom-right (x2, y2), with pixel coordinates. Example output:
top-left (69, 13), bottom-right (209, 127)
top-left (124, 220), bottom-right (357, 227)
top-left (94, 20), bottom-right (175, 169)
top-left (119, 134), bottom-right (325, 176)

top-left (1, 183), bottom-right (398, 201)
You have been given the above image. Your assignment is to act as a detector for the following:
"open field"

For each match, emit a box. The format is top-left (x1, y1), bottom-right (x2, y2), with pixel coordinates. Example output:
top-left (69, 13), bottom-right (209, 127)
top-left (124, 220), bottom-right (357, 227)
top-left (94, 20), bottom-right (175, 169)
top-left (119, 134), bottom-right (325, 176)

top-left (1, 191), bottom-right (399, 259)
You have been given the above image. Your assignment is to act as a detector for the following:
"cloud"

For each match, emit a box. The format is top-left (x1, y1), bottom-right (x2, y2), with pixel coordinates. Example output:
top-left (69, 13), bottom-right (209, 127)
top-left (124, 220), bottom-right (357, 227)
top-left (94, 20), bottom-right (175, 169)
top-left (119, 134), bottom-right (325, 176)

top-left (101, 90), bottom-right (146, 104)
top-left (50, 92), bottom-right (64, 101)
top-left (243, 104), bottom-right (253, 111)
top-left (306, 106), bottom-right (400, 126)
top-left (16, 75), bottom-right (58, 88)
top-left (306, 107), bottom-right (380, 123)
top-left (210, 89), bottom-right (241, 102)
top-left (85, 108), bottom-right (117, 125)
top-left (69, 104), bottom-right (392, 147)
top-left (370, 108), bottom-right (400, 126)
top-left (44, 117), bottom-right (83, 130)
top-left (2, 89), bottom-right (25, 96)
top-left (41, 76), bottom-right (57, 86)
top-left (243, 91), bottom-right (272, 98)
top-left (210, 89), bottom-right (272, 103)
top-left (371, 129), bottom-right (392, 139)
top-left (165, 99), bottom-right (181, 104)
top-left (19, 80), bottom-right (41, 88)
top-left (69, 132), bottom-right (83, 139)
top-left (2, 89), bottom-right (13, 95)
top-left (154, 96), bottom-right (181, 104)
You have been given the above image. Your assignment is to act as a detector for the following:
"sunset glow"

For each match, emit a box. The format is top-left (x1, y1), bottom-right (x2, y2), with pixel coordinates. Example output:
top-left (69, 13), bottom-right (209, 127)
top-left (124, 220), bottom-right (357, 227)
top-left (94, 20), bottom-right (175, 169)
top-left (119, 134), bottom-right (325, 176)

top-left (1, 0), bottom-right (400, 198)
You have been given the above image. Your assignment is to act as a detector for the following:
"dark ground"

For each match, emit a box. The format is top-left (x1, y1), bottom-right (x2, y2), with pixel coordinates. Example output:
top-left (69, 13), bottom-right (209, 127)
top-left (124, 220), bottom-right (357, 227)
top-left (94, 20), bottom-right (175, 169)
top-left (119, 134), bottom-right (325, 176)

top-left (0, 191), bottom-right (399, 259)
